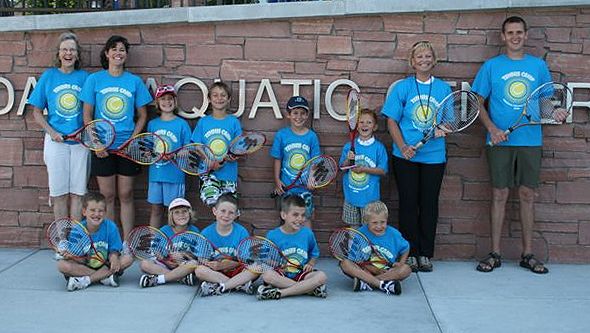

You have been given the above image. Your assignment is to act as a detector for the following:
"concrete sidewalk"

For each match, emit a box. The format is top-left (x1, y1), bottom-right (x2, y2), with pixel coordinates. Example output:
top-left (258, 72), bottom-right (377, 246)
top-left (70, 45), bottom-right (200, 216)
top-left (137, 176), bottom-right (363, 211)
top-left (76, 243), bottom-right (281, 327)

top-left (0, 248), bottom-right (588, 333)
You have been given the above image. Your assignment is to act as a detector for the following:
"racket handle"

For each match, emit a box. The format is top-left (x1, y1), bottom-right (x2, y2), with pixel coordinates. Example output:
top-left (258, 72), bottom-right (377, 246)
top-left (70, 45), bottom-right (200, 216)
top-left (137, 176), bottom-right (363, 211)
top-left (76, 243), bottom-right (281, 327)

top-left (414, 141), bottom-right (425, 150)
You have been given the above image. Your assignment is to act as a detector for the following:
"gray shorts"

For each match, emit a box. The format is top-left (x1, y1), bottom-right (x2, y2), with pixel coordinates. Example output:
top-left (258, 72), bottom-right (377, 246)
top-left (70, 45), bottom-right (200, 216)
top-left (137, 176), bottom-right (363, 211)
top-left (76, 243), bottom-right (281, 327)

top-left (486, 146), bottom-right (542, 188)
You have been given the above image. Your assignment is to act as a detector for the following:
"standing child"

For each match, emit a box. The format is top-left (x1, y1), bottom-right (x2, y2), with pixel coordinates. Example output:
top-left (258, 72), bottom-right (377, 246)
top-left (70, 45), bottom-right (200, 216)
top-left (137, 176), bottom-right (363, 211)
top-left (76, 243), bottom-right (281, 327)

top-left (147, 85), bottom-right (192, 227)
top-left (256, 195), bottom-right (327, 300)
top-left (339, 109), bottom-right (388, 227)
top-left (191, 81), bottom-right (242, 206)
top-left (195, 194), bottom-right (259, 296)
top-left (138, 197), bottom-right (200, 288)
top-left (338, 201), bottom-right (411, 295)
top-left (270, 96), bottom-right (321, 227)
top-left (57, 192), bottom-right (134, 291)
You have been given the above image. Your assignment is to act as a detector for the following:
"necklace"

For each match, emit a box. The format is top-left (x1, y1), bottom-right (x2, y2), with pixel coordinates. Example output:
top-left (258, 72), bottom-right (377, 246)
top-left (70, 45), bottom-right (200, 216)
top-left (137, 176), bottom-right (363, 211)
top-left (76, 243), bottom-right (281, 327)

top-left (414, 76), bottom-right (433, 126)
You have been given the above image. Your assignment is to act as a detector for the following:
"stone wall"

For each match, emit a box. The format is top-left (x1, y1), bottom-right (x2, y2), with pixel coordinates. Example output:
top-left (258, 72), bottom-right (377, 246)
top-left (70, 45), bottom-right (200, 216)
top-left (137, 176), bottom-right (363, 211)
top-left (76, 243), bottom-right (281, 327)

top-left (1, 7), bottom-right (590, 262)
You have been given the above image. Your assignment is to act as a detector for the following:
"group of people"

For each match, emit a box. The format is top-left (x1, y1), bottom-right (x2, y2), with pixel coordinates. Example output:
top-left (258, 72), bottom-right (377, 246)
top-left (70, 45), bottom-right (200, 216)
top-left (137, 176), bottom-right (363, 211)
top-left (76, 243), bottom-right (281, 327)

top-left (31, 15), bottom-right (557, 297)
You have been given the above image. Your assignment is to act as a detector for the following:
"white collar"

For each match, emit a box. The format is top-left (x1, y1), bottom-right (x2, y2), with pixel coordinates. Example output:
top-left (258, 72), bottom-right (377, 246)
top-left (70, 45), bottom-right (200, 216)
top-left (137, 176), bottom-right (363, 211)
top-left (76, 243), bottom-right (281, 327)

top-left (357, 136), bottom-right (375, 146)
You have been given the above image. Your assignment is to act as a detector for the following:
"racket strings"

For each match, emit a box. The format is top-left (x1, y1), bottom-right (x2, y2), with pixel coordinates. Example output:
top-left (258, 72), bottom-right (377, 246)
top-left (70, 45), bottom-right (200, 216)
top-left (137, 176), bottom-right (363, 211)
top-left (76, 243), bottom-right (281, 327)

top-left (174, 145), bottom-right (214, 174)
top-left (237, 238), bottom-right (285, 271)
top-left (329, 229), bottom-right (370, 262)
top-left (300, 156), bottom-right (338, 189)
top-left (436, 91), bottom-right (480, 132)
top-left (229, 132), bottom-right (266, 156)
top-left (127, 227), bottom-right (169, 259)
top-left (170, 233), bottom-right (214, 262)
top-left (530, 84), bottom-right (569, 122)
top-left (80, 121), bottom-right (115, 150)
top-left (123, 134), bottom-right (165, 164)
top-left (47, 218), bottom-right (91, 257)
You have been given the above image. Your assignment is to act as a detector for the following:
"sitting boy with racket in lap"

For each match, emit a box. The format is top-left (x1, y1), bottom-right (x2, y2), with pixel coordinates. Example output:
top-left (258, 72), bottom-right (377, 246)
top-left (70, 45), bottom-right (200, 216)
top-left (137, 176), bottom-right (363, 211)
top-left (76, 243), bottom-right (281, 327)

top-left (338, 201), bottom-right (411, 295)
top-left (57, 192), bottom-right (133, 291)
top-left (138, 197), bottom-right (200, 288)
top-left (339, 109), bottom-right (388, 227)
top-left (195, 194), bottom-right (260, 296)
top-left (270, 96), bottom-right (321, 227)
top-left (256, 195), bottom-right (327, 300)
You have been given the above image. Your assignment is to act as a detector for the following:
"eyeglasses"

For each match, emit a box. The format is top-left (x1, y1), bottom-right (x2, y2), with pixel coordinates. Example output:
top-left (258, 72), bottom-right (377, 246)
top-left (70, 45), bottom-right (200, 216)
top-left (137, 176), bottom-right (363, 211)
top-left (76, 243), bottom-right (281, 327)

top-left (59, 48), bottom-right (78, 54)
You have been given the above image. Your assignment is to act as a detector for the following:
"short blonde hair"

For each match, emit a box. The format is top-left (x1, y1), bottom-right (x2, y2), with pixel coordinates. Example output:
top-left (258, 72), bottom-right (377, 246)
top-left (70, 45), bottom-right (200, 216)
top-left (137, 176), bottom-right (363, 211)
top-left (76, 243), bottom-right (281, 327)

top-left (408, 40), bottom-right (438, 69)
top-left (362, 201), bottom-right (389, 223)
top-left (167, 206), bottom-right (195, 228)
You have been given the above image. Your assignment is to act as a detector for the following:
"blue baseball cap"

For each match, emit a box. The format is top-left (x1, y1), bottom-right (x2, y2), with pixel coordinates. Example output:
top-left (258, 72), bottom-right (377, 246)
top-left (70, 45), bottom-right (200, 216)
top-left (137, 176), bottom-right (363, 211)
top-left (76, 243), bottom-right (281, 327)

top-left (287, 96), bottom-right (310, 112)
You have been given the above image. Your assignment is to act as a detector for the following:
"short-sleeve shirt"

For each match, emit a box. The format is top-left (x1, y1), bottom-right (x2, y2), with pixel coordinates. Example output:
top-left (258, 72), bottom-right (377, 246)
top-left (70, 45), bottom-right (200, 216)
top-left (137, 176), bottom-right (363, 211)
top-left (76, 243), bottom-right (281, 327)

top-left (381, 76), bottom-right (452, 164)
top-left (357, 224), bottom-right (410, 263)
top-left (191, 114), bottom-right (242, 182)
top-left (78, 219), bottom-right (123, 260)
top-left (28, 68), bottom-right (89, 140)
top-left (270, 127), bottom-right (321, 193)
top-left (266, 226), bottom-right (320, 278)
top-left (339, 137), bottom-right (388, 207)
top-left (147, 116), bottom-right (192, 184)
top-left (471, 54), bottom-right (552, 146)
top-left (201, 222), bottom-right (249, 260)
top-left (80, 70), bottom-right (152, 149)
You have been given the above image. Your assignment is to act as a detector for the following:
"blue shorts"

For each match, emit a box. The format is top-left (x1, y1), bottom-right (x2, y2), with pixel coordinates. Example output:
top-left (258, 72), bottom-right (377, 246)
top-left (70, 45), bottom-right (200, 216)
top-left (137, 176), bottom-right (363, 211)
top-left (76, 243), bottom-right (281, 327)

top-left (147, 182), bottom-right (186, 206)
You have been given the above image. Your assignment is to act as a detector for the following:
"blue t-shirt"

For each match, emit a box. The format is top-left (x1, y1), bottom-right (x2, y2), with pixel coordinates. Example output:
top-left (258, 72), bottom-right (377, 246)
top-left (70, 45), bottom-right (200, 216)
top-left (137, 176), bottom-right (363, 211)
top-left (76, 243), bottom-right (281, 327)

top-left (160, 224), bottom-right (200, 239)
top-left (80, 70), bottom-right (153, 149)
top-left (191, 114), bottom-right (242, 182)
top-left (471, 54), bottom-right (551, 146)
top-left (28, 68), bottom-right (89, 140)
top-left (270, 127), bottom-right (321, 193)
top-left (78, 218), bottom-right (122, 260)
top-left (381, 76), bottom-right (452, 164)
top-left (339, 137), bottom-right (388, 207)
top-left (266, 226), bottom-right (320, 278)
top-left (201, 222), bottom-right (249, 260)
top-left (147, 116), bottom-right (192, 183)
top-left (358, 224), bottom-right (410, 263)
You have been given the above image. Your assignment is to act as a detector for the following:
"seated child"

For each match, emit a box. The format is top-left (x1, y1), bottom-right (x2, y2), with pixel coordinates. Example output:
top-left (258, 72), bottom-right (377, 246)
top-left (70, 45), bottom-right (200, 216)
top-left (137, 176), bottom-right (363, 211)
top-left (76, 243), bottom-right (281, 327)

top-left (338, 201), bottom-right (411, 295)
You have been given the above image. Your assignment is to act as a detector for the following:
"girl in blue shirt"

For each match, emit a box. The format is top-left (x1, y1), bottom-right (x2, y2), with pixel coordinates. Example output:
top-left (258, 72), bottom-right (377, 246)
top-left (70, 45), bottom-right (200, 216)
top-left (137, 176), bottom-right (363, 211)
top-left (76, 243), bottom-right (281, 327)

top-left (381, 41), bottom-right (451, 273)
top-left (29, 32), bottom-right (89, 222)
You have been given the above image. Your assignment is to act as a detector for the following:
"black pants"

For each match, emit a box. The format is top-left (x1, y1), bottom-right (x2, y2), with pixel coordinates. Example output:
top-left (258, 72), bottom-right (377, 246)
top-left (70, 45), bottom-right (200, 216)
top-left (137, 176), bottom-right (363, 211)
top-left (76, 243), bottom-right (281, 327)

top-left (392, 156), bottom-right (446, 258)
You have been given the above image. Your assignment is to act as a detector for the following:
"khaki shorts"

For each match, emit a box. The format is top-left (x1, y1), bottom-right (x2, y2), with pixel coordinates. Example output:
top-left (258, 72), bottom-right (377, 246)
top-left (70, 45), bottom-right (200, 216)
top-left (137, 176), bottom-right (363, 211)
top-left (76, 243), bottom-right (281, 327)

top-left (486, 146), bottom-right (542, 189)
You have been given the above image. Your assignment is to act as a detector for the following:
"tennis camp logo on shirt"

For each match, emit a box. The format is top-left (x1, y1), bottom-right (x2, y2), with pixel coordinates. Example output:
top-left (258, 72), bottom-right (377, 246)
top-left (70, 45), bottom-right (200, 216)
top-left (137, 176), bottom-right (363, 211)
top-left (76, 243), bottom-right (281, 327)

top-left (204, 128), bottom-right (231, 159)
top-left (282, 247), bottom-right (308, 274)
top-left (99, 87), bottom-right (132, 122)
top-left (501, 71), bottom-right (536, 109)
top-left (285, 142), bottom-right (311, 177)
top-left (348, 155), bottom-right (376, 191)
top-left (53, 84), bottom-right (82, 119)
top-left (153, 129), bottom-right (178, 167)
top-left (410, 95), bottom-right (439, 131)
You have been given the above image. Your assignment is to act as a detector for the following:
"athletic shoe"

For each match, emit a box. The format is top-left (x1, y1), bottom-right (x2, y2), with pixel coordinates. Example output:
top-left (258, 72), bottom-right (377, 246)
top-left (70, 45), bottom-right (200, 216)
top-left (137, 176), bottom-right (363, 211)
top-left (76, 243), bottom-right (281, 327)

top-left (256, 285), bottom-right (281, 300)
top-left (380, 280), bottom-right (401, 295)
top-left (352, 277), bottom-right (373, 292)
top-left (235, 281), bottom-right (253, 294)
top-left (67, 276), bottom-right (90, 292)
top-left (200, 281), bottom-right (221, 297)
top-left (418, 256), bottom-right (433, 272)
top-left (100, 274), bottom-right (119, 287)
top-left (311, 284), bottom-right (327, 298)
top-left (139, 274), bottom-right (158, 288)
top-left (406, 256), bottom-right (419, 273)
top-left (180, 273), bottom-right (196, 286)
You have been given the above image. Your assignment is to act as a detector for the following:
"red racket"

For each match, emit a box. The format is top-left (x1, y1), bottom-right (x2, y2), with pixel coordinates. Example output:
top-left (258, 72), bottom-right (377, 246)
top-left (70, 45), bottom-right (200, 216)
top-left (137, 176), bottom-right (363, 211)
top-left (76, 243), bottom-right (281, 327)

top-left (46, 218), bottom-right (108, 267)
top-left (109, 132), bottom-right (167, 165)
top-left (62, 119), bottom-right (115, 152)
top-left (164, 143), bottom-right (216, 176)
top-left (270, 154), bottom-right (338, 198)
top-left (236, 236), bottom-right (303, 273)
top-left (329, 227), bottom-right (391, 268)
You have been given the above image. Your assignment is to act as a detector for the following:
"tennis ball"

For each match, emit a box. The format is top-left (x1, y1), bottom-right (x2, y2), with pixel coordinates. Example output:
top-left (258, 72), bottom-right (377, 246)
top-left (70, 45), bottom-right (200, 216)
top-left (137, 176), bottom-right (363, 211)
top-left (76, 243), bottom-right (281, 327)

top-left (106, 96), bottom-right (124, 113)
top-left (210, 139), bottom-right (226, 155)
top-left (509, 81), bottom-right (526, 98)
top-left (290, 153), bottom-right (305, 170)
top-left (60, 93), bottom-right (77, 110)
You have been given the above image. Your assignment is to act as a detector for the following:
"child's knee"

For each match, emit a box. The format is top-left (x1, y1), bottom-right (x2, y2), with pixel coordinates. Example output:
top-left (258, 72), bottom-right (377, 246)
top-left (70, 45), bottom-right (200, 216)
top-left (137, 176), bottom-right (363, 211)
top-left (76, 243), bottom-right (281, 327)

top-left (57, 260), bottom-right (72, 274)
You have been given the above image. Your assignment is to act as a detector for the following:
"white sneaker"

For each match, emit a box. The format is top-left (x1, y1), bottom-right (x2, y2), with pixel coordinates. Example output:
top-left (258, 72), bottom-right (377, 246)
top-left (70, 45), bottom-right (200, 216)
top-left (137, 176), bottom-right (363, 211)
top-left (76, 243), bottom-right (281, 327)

top-left (353, 277), bottom-right (373, 292)
top-left (67, 276), bottom-right (90, 292)
top-left (235, 281), bottom-right (254, 294)
top-left (200, 281), bottom-right (221, 297)
top-left (100, 274), bottom-right (119, 287)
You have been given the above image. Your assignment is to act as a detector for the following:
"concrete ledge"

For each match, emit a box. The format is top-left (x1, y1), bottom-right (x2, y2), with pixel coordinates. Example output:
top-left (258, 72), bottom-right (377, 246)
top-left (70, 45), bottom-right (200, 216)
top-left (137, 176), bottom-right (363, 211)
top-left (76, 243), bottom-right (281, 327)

top-left (0, 0), bottom-right (587, 32)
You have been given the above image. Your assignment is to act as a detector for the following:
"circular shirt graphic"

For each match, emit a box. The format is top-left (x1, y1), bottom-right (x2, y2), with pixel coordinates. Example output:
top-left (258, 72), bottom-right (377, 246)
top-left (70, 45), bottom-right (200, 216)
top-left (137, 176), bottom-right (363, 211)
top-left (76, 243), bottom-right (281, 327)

top-left (55, 90), bottom-right (80, 118)
top-left (411, 102), bottom-right (435, 131)
top-left (209, 138), bottom-right (228, 158)
top-left (289, 153), bottom-right (306, 170)
top-left (504, 79), bottom-right (530, 106)
top-left (101, 93), bottom-right (128, 120)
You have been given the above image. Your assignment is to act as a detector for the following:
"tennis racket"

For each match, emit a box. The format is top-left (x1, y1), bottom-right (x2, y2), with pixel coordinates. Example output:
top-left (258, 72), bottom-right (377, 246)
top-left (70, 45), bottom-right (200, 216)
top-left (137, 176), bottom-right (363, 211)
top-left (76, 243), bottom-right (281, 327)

top-left (346, 89), bottom-right (360, 165)
top-left (109, 132), bottom-right (167, 165)
top-left (329, 227), bottom-right (390, 268)
top-left (270, 154), bottom-right (338, 198)
top-left (62, 119), bottom-right (115, 151)
top-left (126, 225), bottom-right (172, 261)
top-left (46, 218), bottom-right (107, 267)
top-left (225, 131), bottom-right (266, 161)
top-left (164, 143), bottom-right (216, 176)
top-left (488, 81), bottom-right (572, 145)
top-left (168, 231), bottom-right (217, 266)
top-left (236, 236), bottom-right (303, 273)
top-left (414, 90), bottom-right (480, 149)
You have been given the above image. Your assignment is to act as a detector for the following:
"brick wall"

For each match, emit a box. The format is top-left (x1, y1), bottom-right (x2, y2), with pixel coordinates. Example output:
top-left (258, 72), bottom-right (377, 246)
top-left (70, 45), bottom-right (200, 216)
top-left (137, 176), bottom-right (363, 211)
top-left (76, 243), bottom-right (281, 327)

top-left (1, 8), bottom-right (590, 262)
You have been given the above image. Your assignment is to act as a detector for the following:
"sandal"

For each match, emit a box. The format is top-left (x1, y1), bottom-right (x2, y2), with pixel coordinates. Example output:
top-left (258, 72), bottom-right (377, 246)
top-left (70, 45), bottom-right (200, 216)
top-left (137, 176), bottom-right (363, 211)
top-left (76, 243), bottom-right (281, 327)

top-left (406, 256), bottom-right (419, 273)
top-left (476, 251), bottom-right (501, 272)
top-left (519, 253), bottom-right (549, 274)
